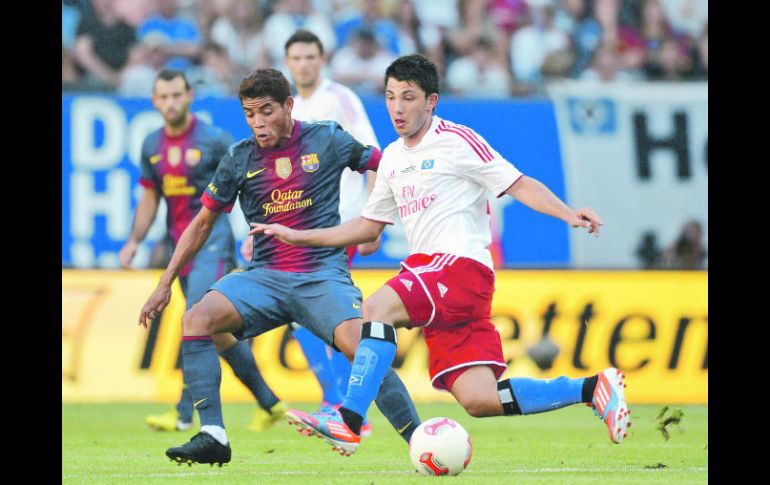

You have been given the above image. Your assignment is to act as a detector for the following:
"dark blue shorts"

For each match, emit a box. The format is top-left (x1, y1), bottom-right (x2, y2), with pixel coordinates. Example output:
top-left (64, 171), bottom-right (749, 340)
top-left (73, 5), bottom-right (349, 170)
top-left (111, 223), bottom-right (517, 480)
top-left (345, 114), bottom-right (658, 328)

top-left (179, 223), bottom-right (236, 310)
top-left (210, 265), bottom-right (363, 346)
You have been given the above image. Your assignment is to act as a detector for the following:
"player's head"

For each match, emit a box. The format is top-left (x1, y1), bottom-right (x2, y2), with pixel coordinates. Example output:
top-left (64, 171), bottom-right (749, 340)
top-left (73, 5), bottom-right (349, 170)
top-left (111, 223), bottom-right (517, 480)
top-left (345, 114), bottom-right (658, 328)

top-left (384, 55), bottom-right (439, 141)
top-left (239, 68), bottom-right (295, 148)
top-left (152, 69), bottom-right (193, 128)
top-left (284, 29), bottom-right (325, 90)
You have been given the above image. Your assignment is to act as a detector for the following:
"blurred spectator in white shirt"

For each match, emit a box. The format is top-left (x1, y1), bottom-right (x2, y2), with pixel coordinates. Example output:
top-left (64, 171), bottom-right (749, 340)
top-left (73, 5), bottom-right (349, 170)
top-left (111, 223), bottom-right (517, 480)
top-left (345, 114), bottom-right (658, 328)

top-left (118, 32), bottom-right (170, 96)
top-left (263, 0), bottom-right (337, 68)
top-left (187, 42), bottom-right (239, 97)
top-left (331, 27), bottom-right (396, 95)
top-left (510, 2), bottom-right (569, 88)
top-left (210, 0), bottom-right (270, 77)
top-left (446, 36), bottom-right (511, 98)
top-left (659, 0), bottom-right (707, 40)
top-left (392, 0), bottom-right (441, 56)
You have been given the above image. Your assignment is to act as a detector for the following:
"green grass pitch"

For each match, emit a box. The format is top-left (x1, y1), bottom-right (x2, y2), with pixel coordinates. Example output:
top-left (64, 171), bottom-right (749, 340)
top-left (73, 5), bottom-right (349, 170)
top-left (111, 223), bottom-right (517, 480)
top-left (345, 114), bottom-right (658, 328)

top-left (62, 402), bottom-right (707, 484)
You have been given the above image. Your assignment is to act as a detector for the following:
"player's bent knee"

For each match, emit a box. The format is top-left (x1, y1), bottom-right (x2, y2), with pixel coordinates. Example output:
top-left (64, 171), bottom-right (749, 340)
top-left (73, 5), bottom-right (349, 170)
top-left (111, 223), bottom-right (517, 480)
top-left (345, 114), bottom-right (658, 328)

top-left (182, 306), bottom-right (214, 336)
top-left (459, 396), bottom-right (496, 418)
top-left (333, 318), bottom-right (362, 360)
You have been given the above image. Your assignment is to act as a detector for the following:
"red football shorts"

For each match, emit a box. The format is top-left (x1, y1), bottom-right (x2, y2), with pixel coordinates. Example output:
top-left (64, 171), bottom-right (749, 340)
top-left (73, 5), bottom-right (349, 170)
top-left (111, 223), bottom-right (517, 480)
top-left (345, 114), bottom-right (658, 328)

top-left (385, 253), bottom-right (507, 391)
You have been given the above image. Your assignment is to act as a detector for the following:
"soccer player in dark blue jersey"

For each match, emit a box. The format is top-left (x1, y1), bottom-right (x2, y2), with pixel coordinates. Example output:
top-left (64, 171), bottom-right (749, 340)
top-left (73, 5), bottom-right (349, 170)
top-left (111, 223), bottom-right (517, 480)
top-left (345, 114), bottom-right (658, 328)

top-left (121, 69), bottom-right (286, 434)
top-left (138, 68), bottom-right (421, 466)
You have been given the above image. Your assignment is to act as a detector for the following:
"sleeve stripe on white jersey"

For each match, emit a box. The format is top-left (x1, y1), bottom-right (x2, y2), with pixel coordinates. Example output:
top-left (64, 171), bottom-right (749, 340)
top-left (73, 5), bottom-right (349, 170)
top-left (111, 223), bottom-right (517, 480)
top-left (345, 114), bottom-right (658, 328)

top-left (436, 120), bottom-right (493, 162)
top-left (453, 123), bottom-right (495, 160)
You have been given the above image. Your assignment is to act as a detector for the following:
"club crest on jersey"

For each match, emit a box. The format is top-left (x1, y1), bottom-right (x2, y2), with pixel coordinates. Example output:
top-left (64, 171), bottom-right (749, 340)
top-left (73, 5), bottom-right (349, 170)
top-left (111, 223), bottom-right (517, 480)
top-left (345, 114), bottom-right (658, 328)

top-left (185, 148), bottom-right (202, 166)
top-left (301, 153), bottom-right (320, 173)
top-left (421, 159), bottom-right (435, 170)
top-left (167, 146), bottom-right (182, 167)
top-left (275, 157), bottom-right (292, 179)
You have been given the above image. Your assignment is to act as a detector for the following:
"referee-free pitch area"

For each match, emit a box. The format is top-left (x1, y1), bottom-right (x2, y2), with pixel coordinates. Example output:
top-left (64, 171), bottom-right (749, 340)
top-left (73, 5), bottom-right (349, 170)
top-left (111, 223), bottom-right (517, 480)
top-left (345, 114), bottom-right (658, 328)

top-left (62, 402), bottom-right (707, 484)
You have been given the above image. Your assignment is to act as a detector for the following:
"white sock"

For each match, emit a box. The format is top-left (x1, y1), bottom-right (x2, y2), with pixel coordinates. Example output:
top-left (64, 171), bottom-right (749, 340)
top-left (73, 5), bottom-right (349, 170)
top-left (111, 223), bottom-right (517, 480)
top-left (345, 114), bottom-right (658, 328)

top-left (200, 425), bottom-right (228, 445)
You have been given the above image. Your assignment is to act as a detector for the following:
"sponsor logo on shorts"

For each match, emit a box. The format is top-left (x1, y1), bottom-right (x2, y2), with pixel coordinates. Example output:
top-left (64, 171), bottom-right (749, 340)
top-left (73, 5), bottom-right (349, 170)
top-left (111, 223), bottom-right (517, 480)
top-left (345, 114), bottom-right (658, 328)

top-left (400, 279), bottom-right (413, 291)
top-left (437, 282), bottom-right (448, 298)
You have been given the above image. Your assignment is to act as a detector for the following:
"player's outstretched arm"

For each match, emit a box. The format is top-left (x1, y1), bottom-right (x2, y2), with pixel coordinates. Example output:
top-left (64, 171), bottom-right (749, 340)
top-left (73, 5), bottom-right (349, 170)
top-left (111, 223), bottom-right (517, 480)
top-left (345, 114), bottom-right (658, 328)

top-left (138, 207), bottom-right (221, 328)
top-left (357, 170), bottom-right (382, 256)
top-left (505, 176), bottom-right (604, 236)
top-left (120, 187), bottom-right (161, 268)
top-left (249, 216), bottom-right (385, 248)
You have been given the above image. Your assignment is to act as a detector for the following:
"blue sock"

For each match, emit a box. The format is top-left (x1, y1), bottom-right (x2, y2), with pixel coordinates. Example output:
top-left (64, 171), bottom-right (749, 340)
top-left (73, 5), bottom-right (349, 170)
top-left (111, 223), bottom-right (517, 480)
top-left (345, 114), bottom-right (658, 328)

top-left (500, 376), bottom-right (585, 415)
top-left (176, 384), bottom-right (194, 423)
top-left (341, 322), bottom-right (397, 419)
top-left (331, 350), bottom-right (368, 425)
top-left (374, 368), bottom-right (420, 443)
top-left (220, 340), bottom-right (279, 411)
top-left (293, 325), bottom-right (343, 405)
top-left (332, 349), bottom-right (353, 398)
top-left (182, 337), bottom-right (224, 427)
top-left (175, 351), bottom-right (194, 422)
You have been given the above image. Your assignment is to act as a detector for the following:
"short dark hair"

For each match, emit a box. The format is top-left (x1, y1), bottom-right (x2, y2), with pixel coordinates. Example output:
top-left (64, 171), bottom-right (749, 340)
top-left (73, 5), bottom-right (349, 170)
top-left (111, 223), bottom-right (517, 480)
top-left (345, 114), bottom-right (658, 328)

top-left (384, 54), bottom-right (439, 96)
top-left (154, 69), bottom-right (190, 91)
top-left (239, 68), bottom-right (292, 104)
top-left (285, 29), bottom-right (324, 56)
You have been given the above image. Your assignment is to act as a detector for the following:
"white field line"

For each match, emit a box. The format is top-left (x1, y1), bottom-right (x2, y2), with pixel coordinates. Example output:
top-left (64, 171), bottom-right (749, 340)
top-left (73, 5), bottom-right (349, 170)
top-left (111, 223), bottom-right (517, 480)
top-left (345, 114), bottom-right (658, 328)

top-left (62, 466), bottom-right (708, 479)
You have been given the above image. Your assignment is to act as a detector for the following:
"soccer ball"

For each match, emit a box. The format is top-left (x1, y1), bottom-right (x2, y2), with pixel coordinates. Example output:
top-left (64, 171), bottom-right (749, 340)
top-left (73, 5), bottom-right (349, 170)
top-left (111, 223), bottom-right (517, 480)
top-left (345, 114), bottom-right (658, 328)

top-left (408, 417), bottom-right (472, 476)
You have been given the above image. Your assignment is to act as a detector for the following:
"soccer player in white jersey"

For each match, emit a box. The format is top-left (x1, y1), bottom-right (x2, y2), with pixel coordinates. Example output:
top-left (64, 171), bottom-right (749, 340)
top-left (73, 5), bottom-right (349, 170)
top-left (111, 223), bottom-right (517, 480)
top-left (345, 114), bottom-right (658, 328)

top-left (251, 54), bottom-right (631, 456)
top-left (240, 29), bottom-right (382, 435)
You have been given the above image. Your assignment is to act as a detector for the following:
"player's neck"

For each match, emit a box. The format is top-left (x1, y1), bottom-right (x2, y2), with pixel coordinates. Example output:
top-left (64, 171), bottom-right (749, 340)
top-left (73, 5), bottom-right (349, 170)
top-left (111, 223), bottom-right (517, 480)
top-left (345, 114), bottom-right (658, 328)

top-left (274, 119), bottom-right (296, 149)
top-left (164, 113), bottom-right (194, 137)
top-left (296, 77), bottom-right (323, 99)
top-left (403, 114), bottom-right (434, 148)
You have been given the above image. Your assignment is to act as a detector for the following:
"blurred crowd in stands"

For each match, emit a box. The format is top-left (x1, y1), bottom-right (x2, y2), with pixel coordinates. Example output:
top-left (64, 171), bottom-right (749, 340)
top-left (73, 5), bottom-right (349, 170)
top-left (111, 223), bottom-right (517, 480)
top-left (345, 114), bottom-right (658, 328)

top-left (62, 0), bottom-right (708, 98)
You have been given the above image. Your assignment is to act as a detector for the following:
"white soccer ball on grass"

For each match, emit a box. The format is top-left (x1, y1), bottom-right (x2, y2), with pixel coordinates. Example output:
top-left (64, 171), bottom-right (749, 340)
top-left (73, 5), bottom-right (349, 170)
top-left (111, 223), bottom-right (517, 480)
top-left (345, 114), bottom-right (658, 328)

top-left (408, 417), bottom-right (472, 476)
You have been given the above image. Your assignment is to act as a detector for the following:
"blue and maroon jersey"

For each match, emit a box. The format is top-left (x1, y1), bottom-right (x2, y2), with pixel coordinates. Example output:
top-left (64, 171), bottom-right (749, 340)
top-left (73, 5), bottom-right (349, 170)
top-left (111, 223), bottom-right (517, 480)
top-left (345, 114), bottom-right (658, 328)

top-left (201, 120), bottom-right (381, 273)
top-left (140, 116), bottom-right (234, 276)
top-left (140, 116), bottom-right (234, 243)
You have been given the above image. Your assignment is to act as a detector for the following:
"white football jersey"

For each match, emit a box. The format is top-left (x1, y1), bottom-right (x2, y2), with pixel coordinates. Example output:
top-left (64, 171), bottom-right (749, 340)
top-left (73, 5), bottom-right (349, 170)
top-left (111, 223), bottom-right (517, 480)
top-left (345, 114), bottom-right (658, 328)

top-left (361, 116), bottom-right (523, 269)
top-left (292, 79), bottom-right (380, 222)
